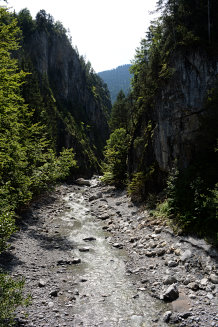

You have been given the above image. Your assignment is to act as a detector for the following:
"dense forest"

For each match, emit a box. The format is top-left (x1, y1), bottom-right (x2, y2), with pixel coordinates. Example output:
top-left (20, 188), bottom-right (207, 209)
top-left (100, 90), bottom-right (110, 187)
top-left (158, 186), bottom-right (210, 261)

top-left (102, 0), bottom-right (218, 242)
top-left (98, 64), bottom-right (132, 103)
top-left (0, 0), bottom-right (218, 324)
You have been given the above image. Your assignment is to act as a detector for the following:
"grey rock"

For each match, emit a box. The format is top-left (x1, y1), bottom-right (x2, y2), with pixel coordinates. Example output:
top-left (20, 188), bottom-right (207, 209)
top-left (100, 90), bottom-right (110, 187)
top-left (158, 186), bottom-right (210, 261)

top-left (168, 260), bottom-right (178, 267)
top-left (152, 51), bottom-right (218, 171)
top-left (183, 277), bottom-right (192, 285)
top-left (180, 250), bottom-right (192, 262)
top-left (83, 236), bottom-right (96, 242)
top-left (179, 312), bottom-right (192, 319)
top-left (97, 213), bottom-right (110, 220)
top-left (187, 282), bottom-right (199, 291)
top-left (154, 227), bottom-right (162, 234)
top-left (57, 259), bottom-right (73, 265)
top-left (163, 275), bottom-right (177, 285)
top-left (38, 279), bottom-right (46, 287)
top-left (200, 278), bottom-right (208, 286)
top-left (80, 278), bottom-right (88, 283)
top-left (72, 258), bottom-right (81, 264)
top-left (157, 248), bottom-right (166, 256)
top-left (75, 178), bottom-right (91, 186)
top-left (113, 243), bottom-right (123, 249)
top-left (50, 289), bottom-right (58, 297)
top-left (163, 311), bottom-right (172, 323)
top-left (89, 192), bottom-right (103, 201)
top-left (188, 293), bottom-right (196, 299)
top-left (145, 251), bottom-right (156, 257)
top-left (79, 247), bottom-right (90, 252)
top-left (207, 293), bottom-right (214, 300)
top-left (161, 284), bottom-right (179, 302)
top-left (210, 274), bottom-right (218, 284)
top-left (205, 265), bottom-right (213, 273)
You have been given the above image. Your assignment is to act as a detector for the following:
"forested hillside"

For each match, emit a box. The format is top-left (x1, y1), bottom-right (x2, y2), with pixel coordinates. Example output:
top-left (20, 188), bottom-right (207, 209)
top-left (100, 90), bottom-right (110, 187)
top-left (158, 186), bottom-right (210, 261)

top-left (102, 0), bottom-right (218, 242)
top-left (98, 64), bottom-right (132, 103)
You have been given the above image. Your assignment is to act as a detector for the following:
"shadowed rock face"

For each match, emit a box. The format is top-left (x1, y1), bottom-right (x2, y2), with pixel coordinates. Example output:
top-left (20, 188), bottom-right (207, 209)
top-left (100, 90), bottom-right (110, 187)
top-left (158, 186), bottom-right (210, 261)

top-left (27, 30), bottom-right (109, 137)
top-left (129, 50), bottom-right (218, 184)
top-left (21, 27), bottom-right (111, 174)
top-left (153, 50), bottom-right (218, 171)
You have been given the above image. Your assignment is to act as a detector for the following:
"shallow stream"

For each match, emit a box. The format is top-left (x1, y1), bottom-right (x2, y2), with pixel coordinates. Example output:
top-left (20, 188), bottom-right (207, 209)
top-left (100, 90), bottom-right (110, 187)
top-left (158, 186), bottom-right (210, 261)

top-left (52, 188), bottom-right (170, 327)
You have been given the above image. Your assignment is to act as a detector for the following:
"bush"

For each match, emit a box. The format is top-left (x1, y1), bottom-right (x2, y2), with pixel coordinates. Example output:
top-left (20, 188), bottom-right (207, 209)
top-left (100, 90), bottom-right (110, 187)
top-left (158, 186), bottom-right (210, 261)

top-left (0, 272), bottom-right (28, 327)
top-left (166, 167), bottom-right (218, 241)
top-left (127, 172), bottom-right (145, 201)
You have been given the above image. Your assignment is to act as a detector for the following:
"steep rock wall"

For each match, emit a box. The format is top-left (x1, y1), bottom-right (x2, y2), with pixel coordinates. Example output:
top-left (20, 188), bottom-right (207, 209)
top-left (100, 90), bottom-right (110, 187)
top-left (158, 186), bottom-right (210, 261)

top-left (153, 50), bottom-right (218, 172)
top-left (19, 25), bottom-right (111, 174)
top-left (25, 30), bottom-right (109, 147)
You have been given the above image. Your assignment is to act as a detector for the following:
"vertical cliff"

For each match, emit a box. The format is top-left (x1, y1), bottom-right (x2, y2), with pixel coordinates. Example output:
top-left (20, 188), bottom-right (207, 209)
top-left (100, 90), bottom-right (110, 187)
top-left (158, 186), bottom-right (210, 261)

top-left (17, 9), bottom-right (111, 174)
top-left (128, 48), bottom-right (218, 199)
top-left (153, 50), bottom-right (218, 171)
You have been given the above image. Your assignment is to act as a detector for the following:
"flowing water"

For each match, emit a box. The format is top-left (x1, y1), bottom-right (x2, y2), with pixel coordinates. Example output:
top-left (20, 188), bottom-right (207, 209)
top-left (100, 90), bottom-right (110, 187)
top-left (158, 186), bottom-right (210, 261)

top-left (52, 188), bottom-right (170, 327)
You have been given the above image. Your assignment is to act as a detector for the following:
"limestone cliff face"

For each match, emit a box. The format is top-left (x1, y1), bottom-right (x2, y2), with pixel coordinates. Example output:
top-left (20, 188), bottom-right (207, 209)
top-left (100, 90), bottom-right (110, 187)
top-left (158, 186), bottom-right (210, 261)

top-left (153, 50), bottom-right (218, 171)
top-left (26, 30), bottom-right (109, 143)
top-left (21, 27), bottom-right (111, 173)
top-left (128, 49), bottom-right (218, 195)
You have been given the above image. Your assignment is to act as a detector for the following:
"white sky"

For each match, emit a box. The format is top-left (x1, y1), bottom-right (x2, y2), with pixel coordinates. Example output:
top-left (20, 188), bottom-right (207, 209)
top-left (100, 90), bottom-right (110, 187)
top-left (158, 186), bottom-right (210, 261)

top-left (7, 0), bottom-right (157, 72)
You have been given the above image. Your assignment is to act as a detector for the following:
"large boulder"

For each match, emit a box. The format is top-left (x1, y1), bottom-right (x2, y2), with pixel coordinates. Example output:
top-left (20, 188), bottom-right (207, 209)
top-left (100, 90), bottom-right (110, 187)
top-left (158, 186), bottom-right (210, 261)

top-left (75, 178), bottom-right (91, 186)
top-left (160, 284), bottom-right (179, 302)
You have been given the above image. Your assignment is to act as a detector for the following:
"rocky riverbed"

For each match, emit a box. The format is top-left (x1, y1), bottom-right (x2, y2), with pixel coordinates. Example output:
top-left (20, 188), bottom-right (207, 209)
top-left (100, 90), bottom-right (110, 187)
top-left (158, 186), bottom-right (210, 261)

top-left (0, 177), bottom-right (217, 326)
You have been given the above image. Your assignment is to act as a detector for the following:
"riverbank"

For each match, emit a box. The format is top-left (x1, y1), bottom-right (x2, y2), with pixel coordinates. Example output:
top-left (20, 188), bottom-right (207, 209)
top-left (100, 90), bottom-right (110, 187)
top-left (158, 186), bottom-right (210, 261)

top-left (0, 177), bottom-right (217, 326)
top-left (88, 178), bottom-right (218, 326)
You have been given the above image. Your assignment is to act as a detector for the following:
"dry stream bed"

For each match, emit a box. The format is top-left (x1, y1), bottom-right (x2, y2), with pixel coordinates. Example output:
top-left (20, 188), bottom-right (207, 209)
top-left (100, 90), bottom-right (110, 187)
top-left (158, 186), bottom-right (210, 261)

top-left (1, 177), bottom-right (218, 326)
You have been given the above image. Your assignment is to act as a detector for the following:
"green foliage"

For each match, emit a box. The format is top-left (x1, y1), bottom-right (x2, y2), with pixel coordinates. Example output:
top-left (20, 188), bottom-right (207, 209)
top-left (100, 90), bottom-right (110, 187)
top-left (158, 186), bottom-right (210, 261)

top-left (166, 167), bottom-right (218, 241)
top-left (17, 8), bottom-right (35, 39)
top-left (127, 172), bottom-right (145, 202)
top-left (102, 128), bottom-right (129, 187)
top-left (109, 90), bottom-right (132, 132)
top-left (0, 211), bottom-right (16, 253)
top-left (84, 60), bottom-right (111, 121)
top-left (128, 165), bottom-right (156, 202)
top-left (157, 0), bottom-right (218, 47)
top-left (0, 272), bottom-right (28, 327)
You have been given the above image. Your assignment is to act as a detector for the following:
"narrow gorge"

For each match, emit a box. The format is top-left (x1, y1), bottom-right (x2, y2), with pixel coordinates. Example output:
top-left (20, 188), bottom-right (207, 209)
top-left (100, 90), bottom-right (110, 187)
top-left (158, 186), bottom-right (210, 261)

top-left (2, 178), bottom-right (218, 327)
top-left (0, 1), bottom-right (218, 327)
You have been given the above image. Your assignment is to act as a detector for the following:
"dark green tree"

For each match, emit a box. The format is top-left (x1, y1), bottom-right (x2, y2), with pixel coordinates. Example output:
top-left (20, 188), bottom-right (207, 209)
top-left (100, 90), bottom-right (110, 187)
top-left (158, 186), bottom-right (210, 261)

top-left (102, 128), bottom-right (129, 187)
top-left (110, 90), bottom-right (129, 131)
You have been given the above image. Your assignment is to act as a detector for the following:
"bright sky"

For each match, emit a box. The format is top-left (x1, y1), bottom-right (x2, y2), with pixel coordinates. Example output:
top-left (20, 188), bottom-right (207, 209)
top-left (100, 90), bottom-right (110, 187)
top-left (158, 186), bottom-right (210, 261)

top-left (7, 0), bottom-right (157, 72)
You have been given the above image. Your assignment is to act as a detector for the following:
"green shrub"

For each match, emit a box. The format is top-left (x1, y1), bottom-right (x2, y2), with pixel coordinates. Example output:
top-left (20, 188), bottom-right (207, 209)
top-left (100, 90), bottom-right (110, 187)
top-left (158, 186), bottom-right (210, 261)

top-left (166, 167), bottom-right (218, 241)
top-left (0, 272), bottom-right (29, 327)
top-left (127, 172), bottom-right (145, 201)
top-left (0, 211), bottom-right (16, 254)
top-left (128, 165), bottom-right (156, 202)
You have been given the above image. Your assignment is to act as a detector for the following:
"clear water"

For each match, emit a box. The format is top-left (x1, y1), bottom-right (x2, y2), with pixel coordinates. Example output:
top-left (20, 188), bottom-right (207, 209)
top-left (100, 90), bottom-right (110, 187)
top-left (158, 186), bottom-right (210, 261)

top-left (53, 189), bottom-right (170, 327)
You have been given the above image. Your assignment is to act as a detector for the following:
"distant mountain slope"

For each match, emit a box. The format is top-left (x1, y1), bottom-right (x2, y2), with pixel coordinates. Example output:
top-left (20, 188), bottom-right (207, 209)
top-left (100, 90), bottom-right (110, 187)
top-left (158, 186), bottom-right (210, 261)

top-left (98, 64), bottom-right (132, 103)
